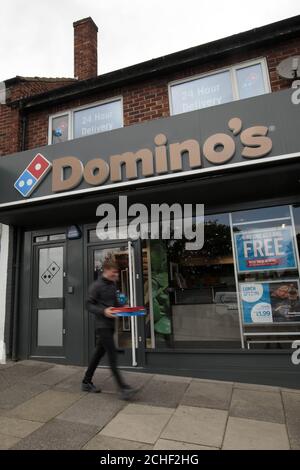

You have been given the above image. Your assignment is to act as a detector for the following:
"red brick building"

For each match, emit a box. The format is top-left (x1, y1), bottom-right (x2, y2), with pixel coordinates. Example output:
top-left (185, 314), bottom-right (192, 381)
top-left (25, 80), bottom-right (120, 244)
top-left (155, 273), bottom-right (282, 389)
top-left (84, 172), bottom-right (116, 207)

top-left (0, 16), bottom-right (299, 386)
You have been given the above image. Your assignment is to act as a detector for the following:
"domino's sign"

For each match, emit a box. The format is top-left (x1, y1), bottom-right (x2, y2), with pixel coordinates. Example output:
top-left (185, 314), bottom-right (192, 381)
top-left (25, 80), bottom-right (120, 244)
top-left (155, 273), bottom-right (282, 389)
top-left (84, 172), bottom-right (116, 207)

top-left (14, 154), bottom-right (52, 197)
top-left (1, 88), bottom-right (298, 207)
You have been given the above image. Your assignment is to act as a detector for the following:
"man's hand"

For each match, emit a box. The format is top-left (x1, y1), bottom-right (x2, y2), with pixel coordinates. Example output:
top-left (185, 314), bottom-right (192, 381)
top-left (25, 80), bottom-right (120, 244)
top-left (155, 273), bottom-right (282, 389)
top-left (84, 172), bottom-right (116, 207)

top-left (104, 307), bottom-right (115, 318)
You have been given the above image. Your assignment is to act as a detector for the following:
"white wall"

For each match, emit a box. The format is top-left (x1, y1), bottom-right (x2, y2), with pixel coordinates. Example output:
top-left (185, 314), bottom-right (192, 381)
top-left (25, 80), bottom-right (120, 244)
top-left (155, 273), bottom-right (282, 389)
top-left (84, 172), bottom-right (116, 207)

top-left (0, 224), bottom-right (9, 363)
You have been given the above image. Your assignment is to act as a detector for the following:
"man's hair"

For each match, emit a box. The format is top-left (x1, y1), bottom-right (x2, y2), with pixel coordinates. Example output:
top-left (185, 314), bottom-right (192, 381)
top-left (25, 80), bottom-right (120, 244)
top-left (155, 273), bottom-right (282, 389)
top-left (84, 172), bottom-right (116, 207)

top-left (102, 257), bottom-right (118, 271)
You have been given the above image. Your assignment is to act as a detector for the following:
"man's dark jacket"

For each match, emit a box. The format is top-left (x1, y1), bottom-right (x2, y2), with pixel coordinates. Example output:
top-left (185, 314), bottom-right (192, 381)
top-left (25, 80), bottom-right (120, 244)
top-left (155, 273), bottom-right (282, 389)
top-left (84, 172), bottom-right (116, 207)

top-left (86, 276), bottom-right (118, 329)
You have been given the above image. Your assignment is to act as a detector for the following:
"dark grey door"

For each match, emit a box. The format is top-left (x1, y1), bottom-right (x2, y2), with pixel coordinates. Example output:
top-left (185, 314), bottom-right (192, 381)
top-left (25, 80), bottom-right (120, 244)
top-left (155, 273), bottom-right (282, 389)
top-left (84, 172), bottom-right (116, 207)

top-left (31, 243), bottom-right (66, 358)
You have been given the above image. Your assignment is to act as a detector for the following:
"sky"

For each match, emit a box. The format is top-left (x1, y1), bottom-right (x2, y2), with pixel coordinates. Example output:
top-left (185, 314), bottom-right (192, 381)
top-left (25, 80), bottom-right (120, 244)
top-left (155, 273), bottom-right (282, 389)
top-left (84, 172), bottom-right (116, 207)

top-left (0, 0), bottom-right (299, 82)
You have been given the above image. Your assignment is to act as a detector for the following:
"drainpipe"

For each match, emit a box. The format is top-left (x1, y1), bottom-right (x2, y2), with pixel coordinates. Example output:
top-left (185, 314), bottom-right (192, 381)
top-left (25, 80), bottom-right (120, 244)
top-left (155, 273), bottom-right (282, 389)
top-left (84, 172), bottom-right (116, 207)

top-left (11, 227), bottom-right (21, 361)
top-left (21, 111), bottom-right (27, 151)
top-left (11, 110), bottom-right (26, 360)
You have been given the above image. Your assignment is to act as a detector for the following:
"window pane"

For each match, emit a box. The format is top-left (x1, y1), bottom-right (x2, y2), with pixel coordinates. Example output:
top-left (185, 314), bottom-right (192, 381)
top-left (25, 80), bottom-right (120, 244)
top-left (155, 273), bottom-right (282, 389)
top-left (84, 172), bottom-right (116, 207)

top-left (232, 206), bottom-right (300, 337)
top-left (39, 247), bottom-right (63, 298)
top-left (37, 309), bottom-right (63, 347)
top-left (34, 236), bottom-right (48, 243)
top-left (73, 100), bottom-right (123, 138)
top-left (49, 233), bottom-right (66, 241)
top-left (236, 63), bottom-right (267, 99)
top-left (170, 71), bottom-right (233, 115)
top-left (232, 206), bottom-right (290, 224)
top-left (144, 213), bottom-right (241, 349)
top-left (51, 115), bottom-right (69, 144)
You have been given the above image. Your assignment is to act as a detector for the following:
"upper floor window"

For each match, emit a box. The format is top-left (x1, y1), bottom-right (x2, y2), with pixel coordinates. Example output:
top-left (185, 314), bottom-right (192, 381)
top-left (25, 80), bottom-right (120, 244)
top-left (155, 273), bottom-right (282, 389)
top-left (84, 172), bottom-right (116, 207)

top-left (169, 59), bottom-right (270, 116)
top-left (49, 97), bottom-right (123, 144)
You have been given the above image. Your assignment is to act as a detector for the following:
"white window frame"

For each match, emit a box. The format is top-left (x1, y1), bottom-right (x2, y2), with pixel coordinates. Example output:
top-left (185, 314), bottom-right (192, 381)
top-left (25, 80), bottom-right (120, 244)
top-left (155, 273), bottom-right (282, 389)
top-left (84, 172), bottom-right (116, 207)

top-left (48, 96), bottom-right (124, 145)
top-left (168, 57), bottom-right (271, 116)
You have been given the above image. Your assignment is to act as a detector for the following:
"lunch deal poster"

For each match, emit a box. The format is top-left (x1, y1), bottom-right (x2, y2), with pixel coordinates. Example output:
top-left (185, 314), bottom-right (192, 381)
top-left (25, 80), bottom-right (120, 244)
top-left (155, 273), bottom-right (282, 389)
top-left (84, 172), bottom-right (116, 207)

top-left (240, 281), bottom-right (300, 324)
top-left (234, 226), bottom-right (297, 273)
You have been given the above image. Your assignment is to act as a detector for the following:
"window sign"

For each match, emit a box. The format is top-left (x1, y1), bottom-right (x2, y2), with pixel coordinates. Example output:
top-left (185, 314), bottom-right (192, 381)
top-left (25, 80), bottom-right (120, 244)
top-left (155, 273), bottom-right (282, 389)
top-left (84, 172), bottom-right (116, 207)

top-left (73, 100), bottom-right (123, 138)
top-left (240, 280), bottom-right (300, 324)
top-left (51, 115), bottom-right (69, 144)
top-left (236, 63), bottom-right (266, 100)
top-left (234, 226), bottom-right (297, 273)
top-left (170, 59), bottom-right (269, 115)
top-left (170, 71), bottom-right (233, 115)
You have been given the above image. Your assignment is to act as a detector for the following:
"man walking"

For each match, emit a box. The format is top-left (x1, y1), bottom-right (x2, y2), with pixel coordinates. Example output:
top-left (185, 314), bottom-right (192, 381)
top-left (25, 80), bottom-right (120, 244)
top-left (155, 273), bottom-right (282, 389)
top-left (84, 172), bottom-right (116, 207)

top-left (82, 258), bottom-right (137, 400)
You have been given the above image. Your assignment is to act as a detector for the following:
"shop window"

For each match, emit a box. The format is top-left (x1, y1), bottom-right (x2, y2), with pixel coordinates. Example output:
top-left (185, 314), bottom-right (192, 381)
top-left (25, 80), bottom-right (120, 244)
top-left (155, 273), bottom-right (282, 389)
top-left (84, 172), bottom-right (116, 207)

top-left (50, 114), bottom-right (69, 144)
top-left (169, 58), bottom-right (270, 115)
top-left (143, 205), bottom-right (300, 351)
top-left (48, 98), bottom-right (123, 145)
top-left (73, 100), bottom-right (123, 138)
top-left (236, 63), bottom-right (267, 100)
top-left (232, 205), bottom-right (300, 350)
top-left (143, 213), bottom-right (241, 349)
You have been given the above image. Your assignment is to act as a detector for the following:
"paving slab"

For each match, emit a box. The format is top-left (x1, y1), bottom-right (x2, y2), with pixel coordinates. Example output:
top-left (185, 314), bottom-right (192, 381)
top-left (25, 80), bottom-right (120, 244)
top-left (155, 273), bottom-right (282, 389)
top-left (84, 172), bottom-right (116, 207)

top-left (153, 439), bottom-right (218, 450)
top-left (229, 388), bottom-right (285, 424)
top-left (0, 372), bottom-right (10, 392)
top-left (0, 382), bottom-right (48, 410)
top-left (7, 390), bottom-right (83, 422)
top-left (25, 364), bottom-right (80, 386)
top-left (1, 363), bottom-right (53, 386)
top-left (282, 391), bottom-right (300, 449)
top-left (0, 433), bottom-right (21, 449)
top-left (101, 370), bottom-right (153, 393)
top-left (223, 416), bottom-right (290, 450)
top-left (54, 368), bottom-right (112, 393)
top-left (100, 403), bottom-right (174, 444)
top-left (193, 378), bottom-right (234, 386)
top-left (11, 419), bottom-right (99, 450)
top-left (83, 434), bottom-right (153, 450)
top-left (181, 381), bottom-right (232, 410)
top-left (154, 374), bottom-right (192, 384)
top-left (134, 376), bottom-right (189, 408)
top-left (234, 382), bottom-right (280, 392)
top-left (17, 360), bottom-right (55, 368)
top-left (0, 416), bottom-right (43, 438)
top-left (161, 405), bottom-right (227, 448)
top-left (57, 392), bottom-right (125, 428)
top-left (281, 387), bottom-right (300, 394)
top-left (0, 362), bottom-right (16, 369)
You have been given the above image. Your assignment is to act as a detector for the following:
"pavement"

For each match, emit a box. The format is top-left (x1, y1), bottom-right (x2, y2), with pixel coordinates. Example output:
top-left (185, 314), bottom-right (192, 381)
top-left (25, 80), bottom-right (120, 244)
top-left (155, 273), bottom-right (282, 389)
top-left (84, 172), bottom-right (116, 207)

top-left (0, 360), bottom-right (299, 450)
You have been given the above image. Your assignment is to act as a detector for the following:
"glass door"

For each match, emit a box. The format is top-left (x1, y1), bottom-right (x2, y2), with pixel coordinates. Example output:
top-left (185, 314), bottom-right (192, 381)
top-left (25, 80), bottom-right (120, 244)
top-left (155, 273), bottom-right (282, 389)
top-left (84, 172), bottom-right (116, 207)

top-left (87, 241), bottom-right (138, 367)
top-left (31, 244), bottom-right (66, 357)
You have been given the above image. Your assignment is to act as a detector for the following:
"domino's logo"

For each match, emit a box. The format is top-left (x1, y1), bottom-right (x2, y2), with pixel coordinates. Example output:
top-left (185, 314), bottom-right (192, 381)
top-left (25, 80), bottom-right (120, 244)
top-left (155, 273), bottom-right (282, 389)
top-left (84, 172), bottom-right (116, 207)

top-left (14, 153), bottom-right (52, 197)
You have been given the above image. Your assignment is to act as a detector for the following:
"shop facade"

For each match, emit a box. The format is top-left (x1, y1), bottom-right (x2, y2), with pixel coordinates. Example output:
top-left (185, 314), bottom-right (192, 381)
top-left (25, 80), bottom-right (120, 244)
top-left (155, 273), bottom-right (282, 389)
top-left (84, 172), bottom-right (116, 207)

top-left (0, 86), bottom-right (300, 387)
top-left (1, 16), bottom-right (300, 387)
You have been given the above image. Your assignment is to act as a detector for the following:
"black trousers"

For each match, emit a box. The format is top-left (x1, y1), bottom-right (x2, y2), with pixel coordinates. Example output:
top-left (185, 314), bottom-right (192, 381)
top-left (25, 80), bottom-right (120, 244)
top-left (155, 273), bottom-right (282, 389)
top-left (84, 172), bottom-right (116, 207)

top-left (83, 328), bottom-right (126, 389)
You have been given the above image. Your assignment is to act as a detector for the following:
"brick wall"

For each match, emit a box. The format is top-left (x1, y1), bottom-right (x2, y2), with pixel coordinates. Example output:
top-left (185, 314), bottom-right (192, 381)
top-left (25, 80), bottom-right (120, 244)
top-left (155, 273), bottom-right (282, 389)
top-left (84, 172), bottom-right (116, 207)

top-left (0, 78), bottom-right (75, 156)
top-left (1, 35), bottom-right (300, 156)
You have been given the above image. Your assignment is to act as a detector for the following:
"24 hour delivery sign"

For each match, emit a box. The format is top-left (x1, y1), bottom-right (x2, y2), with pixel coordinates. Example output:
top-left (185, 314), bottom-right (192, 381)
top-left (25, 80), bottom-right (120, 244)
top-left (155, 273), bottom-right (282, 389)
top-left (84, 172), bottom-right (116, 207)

top-left (234, 226), bottom-right (297, 273)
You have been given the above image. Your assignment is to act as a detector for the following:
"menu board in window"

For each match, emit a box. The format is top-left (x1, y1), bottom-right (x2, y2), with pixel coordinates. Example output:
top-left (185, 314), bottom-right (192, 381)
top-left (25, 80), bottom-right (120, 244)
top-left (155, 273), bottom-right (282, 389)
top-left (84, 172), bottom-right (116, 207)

top-left (240, 280), bottom-right (300, 324)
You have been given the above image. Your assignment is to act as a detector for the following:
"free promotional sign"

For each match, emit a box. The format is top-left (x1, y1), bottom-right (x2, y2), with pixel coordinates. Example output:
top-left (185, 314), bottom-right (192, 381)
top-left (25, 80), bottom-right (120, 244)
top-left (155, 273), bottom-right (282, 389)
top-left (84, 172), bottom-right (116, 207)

top-left (234, 226), bottom-right (297, 273)
top-left (240, 283), bottom-right (273, 323)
